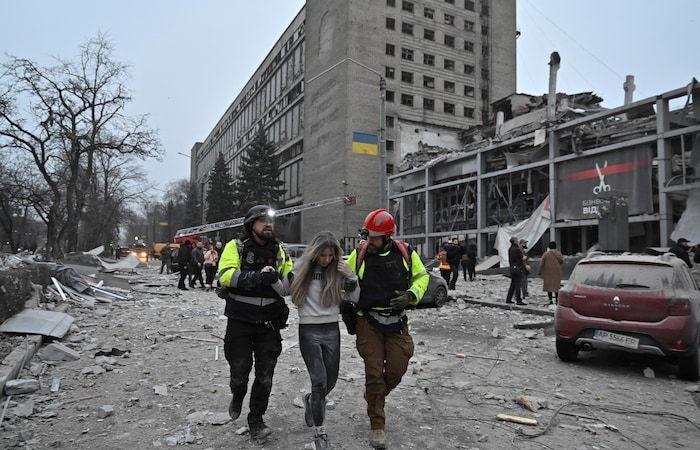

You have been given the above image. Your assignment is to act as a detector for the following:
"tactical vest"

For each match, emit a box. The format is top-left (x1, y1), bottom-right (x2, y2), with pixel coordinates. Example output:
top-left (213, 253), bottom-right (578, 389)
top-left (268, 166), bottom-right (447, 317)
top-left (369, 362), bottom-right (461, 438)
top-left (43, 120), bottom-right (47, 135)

top-left (228, 238), bottom-right (283, 299)
top-left (224, 238), bottom-right (288, 326)
top-left (357, 246), bottom-right (410, 310)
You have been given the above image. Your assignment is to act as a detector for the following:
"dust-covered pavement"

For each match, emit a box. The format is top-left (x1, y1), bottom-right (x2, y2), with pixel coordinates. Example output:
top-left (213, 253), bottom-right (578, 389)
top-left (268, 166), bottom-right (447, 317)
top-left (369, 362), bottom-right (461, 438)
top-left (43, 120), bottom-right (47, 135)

top-left (2, 264), bottom-right (699, 450)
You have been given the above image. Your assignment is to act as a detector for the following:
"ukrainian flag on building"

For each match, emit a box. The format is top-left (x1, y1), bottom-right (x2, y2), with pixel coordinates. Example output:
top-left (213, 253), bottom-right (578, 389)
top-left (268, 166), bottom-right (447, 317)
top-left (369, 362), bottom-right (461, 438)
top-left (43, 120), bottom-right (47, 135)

top-left (352, 132), bottom-right (379, 156)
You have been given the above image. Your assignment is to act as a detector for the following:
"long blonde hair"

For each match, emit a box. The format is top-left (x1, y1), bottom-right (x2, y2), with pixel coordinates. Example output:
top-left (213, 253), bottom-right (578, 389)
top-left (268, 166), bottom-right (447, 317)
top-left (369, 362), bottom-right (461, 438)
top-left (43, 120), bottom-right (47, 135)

top-left (291, 231), bottom-right (345, 308)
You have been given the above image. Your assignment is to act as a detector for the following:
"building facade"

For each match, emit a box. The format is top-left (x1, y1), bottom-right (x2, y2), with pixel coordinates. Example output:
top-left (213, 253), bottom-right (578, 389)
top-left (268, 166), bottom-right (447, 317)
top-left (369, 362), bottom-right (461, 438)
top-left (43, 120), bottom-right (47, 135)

top-left (191, 0), bottom-right (516, 245)
top-left (389, 82), bottom-right (700, 259)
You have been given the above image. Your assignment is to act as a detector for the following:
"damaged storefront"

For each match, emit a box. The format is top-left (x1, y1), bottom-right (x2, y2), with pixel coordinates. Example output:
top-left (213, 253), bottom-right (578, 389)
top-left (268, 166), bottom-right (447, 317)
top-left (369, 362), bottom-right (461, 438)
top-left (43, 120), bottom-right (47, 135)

top-left (390, 79), bottom-right (700, 261)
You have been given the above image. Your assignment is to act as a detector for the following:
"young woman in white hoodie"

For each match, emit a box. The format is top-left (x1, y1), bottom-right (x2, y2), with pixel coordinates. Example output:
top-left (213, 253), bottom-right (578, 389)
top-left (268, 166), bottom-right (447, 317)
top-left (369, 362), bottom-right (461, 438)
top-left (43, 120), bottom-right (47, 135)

top-left (290, 231), bottom-right (359, 450)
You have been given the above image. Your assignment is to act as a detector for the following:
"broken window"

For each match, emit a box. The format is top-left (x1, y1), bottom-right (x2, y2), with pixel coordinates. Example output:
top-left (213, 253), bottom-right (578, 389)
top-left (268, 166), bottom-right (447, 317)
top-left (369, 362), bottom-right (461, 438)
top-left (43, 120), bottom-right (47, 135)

top-left (444, 102), bottom-right (455, 115)
top-left (444, 80), bottom-right (455, 93)
top-left (464, 41), bottom-right (474, 53)
top-left (386, 43), bottom-right (395, 56)
top-left (423, 75), bottom-right (435, 89)
top-left (401, 71), bottom-right (414, 84)
top-left (402, 1), bottom-right (414, 13)
top-left (444, 59), bottom-right (455, 71)
top-left (424, 7), bottom-right (435, 19)
top-left (385, 66), bottom-right (395, 79)
top-left (444, 13), bottom-right (455, 26)
top-left (464, 106), bottom-right (474, 118)
top-left (464, 64), bottom-right (475, 75)
top-left (431, 183), bottom-right (477, 232)
top-left (386, 90), bottom-right (395, 102)
top-left (465, 0), bottom-right (475, 11)
top-left (464, 85), bottom-right (475, 97)
top-left (464, 20), bottom-right (475, 32)
top-left (423, 53), bottom-right (435, 66)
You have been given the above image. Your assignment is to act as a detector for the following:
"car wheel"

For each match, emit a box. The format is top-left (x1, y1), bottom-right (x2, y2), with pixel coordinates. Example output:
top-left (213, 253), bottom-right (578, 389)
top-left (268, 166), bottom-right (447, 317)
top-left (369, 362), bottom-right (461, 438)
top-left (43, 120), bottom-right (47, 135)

top-left (433, 286), bottom-right (447, 308)
top-left (556, 338), bottom-right (579, 362)
top-left (678, 348), bottom-right (700, 381)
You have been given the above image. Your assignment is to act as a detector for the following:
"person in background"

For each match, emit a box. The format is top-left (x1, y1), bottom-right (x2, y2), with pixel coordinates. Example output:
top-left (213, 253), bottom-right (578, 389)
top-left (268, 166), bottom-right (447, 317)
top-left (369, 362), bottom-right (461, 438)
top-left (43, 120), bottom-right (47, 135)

top-left (539, 241), bottom-right (564, 305)
top-left (215, 241), bottom-right (224, 272)
top-left (437, 248), bottom-right (451, 285)
top-left (670, 238), bottom-right (693, 268)
top-left (290, 231), bottom-right (359, 450)
top-left (203, 244), bottom-right (219, 291)
top-left (460, 246), bottom-right (470, 282)
top-left (190, 241), bottom-right (206, 288)
top-left (444, 237), bottom-right (463, 290)
top-left (465, 242), bottom-right (478, 282)
top-left (160, 243), bottom-right (173, 274)
top-left (176, 241), bottom-right (192, 290)
top-left (519, 239), bottom-right (530, 298)
top-left (506, 237), bottom-right (526, 305)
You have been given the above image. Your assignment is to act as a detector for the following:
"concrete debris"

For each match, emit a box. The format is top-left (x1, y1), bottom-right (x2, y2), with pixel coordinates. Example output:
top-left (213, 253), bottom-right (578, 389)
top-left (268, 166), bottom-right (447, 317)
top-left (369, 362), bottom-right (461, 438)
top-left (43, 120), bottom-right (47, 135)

top-left (643, 367), bottom-right (655, 379)
top-left (484, 393), bottom-right (507, 402)
top-left (292, 396), bottom-right (305, 408)
top-left (39, 342), bottom-right (81, 361)
top-left (94, 356), bottom-right (118, 366)
top-left (4, 378), bottom-right (40, 395)
top-left (164, 424), bottom-right (197, 446)
top-left (185, 410), bottom-right (231, 426)
top-left (81, 365), bottom-right (106, 376)
top-left (326, 400), bottom-right (336, 410)
top-left (515, 395), bottom-right (549, 412)
top-left (8, 400), bottom-right (34, 418)
top-left (514, 319), bottom-right (554, 330)
top-left (0, 308), bottom-right (75, 338)
top-left (153, 384), bottom-right (168, 396)
top-left (455, 353), bottom-right (466, 359)
top-left (491, 327), bottom-right (501, 339)
top-left (525, 330), bottom-right (542, 339)
top-left (235, 426), bottom-right (249, 435)
top-left (684, 384), bottom-right (700, 393)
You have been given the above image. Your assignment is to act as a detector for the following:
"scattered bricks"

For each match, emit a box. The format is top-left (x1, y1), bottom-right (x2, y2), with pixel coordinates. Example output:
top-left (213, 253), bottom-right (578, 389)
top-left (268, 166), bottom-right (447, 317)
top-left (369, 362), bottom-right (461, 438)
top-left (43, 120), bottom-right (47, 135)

top-left (0, 335), bottom-right (42, 395)
top-left (39, 343), bottom-right (80, 362)
top-left (4, 378), bottom-right (40, 395)
top-left (97, 405), bottom-right (114, 419)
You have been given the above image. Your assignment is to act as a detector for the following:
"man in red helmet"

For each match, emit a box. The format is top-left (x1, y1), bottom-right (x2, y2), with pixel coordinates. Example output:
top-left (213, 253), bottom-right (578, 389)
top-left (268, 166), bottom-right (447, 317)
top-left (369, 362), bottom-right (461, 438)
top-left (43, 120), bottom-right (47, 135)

top-left (346, 208), bottom-right (429, 449)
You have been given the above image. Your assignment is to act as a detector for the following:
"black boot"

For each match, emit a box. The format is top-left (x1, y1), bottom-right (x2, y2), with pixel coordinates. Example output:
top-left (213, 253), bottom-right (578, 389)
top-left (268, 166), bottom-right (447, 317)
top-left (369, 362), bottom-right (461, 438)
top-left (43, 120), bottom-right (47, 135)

top-left (249, 421), bottom-right (272, 441)
top-left (228, 395), bottom-right (243, 420)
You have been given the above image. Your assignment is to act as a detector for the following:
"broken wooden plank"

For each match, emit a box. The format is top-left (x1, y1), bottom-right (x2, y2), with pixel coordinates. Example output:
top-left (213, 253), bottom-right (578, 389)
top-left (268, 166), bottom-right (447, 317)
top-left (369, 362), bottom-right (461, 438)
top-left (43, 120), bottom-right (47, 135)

top-left (496, 413), bottom-right (538, 426)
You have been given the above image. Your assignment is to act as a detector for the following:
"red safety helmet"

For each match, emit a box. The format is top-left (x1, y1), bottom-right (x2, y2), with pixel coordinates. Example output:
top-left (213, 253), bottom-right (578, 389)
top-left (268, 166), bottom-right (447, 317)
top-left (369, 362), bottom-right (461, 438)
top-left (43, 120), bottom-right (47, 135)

top-left (363, 209), bottom-right (396, 237)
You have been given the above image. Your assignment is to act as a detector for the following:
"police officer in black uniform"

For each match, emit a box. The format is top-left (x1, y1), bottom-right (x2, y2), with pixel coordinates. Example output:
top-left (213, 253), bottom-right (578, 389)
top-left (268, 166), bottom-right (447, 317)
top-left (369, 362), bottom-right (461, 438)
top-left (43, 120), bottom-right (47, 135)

top-left (216, 205), bottom-right (293, 442)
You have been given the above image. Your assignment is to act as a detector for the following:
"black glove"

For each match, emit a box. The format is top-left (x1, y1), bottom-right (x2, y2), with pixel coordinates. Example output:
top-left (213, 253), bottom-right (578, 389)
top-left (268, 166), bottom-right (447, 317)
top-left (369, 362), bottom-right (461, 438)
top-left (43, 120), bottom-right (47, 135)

top-left (389, 290), bottom-right (415, 311)
top-left (260, 270), bottom-right (280, 286)
top-left (343, 277), bottom-right (358, 292)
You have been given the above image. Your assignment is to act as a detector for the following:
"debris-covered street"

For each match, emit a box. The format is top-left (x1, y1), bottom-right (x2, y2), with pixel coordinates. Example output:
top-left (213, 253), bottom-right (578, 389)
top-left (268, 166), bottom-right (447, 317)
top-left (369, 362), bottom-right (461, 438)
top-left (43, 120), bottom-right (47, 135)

top-left (2, 260), bottom-right (699, 450)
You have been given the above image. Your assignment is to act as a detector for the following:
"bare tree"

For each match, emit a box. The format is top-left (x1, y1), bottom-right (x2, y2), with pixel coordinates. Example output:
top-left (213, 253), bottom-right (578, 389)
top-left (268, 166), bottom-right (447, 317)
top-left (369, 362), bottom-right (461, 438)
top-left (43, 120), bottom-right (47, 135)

top-left (0, 34), bottom-right (160, 256)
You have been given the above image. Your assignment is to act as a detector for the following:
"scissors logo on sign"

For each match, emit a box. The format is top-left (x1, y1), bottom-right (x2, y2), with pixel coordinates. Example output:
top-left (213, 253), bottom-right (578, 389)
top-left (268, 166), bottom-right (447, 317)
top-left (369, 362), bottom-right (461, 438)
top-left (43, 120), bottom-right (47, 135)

top-left (593, 161), bottom-right (611, 195)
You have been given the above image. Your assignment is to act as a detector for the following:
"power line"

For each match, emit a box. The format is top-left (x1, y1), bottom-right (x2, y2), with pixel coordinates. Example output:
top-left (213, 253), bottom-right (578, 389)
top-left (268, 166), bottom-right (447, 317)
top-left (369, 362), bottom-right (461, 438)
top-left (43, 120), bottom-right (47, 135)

top-left (520, 7), bottom-right (597, 92)
top-left (523, 0), bottom-right (626, 82)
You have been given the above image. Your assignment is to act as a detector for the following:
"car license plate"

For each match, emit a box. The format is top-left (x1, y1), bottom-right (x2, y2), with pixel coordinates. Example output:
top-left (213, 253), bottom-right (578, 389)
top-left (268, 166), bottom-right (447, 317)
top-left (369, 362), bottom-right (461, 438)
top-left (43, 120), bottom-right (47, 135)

top-left (593, 330), bottom-right (639, 349)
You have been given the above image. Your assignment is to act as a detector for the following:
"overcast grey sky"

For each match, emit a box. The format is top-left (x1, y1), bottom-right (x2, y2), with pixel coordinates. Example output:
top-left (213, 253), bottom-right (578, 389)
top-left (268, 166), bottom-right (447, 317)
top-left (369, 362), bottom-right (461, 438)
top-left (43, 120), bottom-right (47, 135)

top-left (2, 1), bottom-right (698, 192)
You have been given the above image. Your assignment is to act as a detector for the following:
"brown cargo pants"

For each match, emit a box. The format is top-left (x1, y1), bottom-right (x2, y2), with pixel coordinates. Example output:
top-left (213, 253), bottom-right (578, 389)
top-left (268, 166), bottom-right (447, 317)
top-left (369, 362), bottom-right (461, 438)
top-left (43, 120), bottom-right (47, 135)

top-left (355, 316), bottom-right (414, 430)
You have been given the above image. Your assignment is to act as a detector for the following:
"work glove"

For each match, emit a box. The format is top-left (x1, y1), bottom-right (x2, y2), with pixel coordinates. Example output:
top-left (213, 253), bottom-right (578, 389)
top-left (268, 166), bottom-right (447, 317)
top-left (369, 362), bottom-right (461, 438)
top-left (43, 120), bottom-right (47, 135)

top-left (389, 290), bottom-right (415, 311)
top-left (260, 270), bottom-right (281, 286)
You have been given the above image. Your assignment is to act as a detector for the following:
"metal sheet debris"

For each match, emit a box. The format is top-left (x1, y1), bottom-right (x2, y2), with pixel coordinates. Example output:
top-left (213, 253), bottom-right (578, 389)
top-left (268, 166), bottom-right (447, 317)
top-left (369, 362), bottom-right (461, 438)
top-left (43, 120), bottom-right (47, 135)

top-left (86, 245), bottom-right (104, 256)
top-left (0, 308), bottom-right (74, 338)
top-left (98, 254), bottom-right (141, 273)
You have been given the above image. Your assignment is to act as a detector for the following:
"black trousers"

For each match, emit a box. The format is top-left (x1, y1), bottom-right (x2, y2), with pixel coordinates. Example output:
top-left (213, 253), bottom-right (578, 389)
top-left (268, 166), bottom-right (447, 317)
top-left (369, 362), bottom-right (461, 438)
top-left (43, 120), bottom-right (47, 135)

top-left (190, 264), bottom-right (204, 287)
top-left (160, 257), bottom-right (171, 274)
top-left (460, 261), bottom-right (468, 281)
top-left (466, 260), bottom-right (476, 281)
top-left (177, 267), bottom-right (188, 289)
top-left (204, 264), bottom-right (217, 286)
top-left (506, 271), bottom-right (523, 303)
top-left (448, 263), bottom-right (460, 288)
top-left (224, 319), bottom-right (282, 426)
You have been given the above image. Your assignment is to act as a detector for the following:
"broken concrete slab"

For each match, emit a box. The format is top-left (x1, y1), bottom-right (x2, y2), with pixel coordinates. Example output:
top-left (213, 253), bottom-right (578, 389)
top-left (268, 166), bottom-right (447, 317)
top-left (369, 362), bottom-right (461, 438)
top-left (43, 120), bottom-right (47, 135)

top-left (185, 410), bottom-right (231, 426)
top-left (0, 308), bottom-right (74, 338)
top-left (514, 319), bottom-right (554, 329)
top-left (4, 378), bottom-right (40, 395)
top-left (97, 405), bottom-right (114, 419)
top-left (153, 384), bottom-right (168, 396)
top-left (0, 335), bottom-right (42, 395)
top-left (81, 365), bottom-right (106, 376)
top-left (8, 400), bottom-right (34, 418)
top-left (38, 342), bottom-right (81, 361)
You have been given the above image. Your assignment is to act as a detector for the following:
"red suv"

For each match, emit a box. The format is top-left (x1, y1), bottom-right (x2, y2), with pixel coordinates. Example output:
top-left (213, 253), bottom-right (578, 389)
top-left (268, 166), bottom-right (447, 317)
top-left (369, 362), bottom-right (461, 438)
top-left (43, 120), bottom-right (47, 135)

top-left (555, 253), bottom-right (700, 380)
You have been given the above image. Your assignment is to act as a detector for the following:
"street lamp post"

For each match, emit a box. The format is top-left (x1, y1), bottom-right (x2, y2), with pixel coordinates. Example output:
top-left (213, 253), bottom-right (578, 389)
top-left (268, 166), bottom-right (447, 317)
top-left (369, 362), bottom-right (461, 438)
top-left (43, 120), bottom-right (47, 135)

top-left (306, 58), bottom-right (388, 209)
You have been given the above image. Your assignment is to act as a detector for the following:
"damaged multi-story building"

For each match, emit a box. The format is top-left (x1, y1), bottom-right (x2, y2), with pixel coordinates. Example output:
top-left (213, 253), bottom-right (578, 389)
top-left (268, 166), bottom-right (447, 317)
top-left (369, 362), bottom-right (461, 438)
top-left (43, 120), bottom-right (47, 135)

top-left (188, 0), bottom-right (517, 246)
top-left (390, 52), bottom-right (700, 259)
